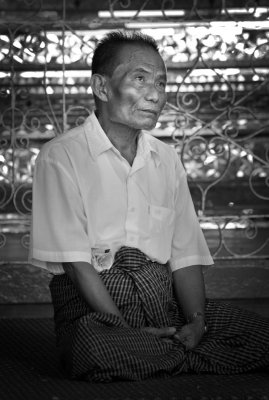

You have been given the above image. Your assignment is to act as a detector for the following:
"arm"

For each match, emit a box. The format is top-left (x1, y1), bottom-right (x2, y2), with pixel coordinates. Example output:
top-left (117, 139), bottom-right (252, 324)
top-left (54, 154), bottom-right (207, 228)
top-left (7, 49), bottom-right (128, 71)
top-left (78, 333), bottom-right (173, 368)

top-left (63, 261), bottom-right (129, 327)
top-left (64, 261), bottom-right (178, 339)
top-left (173, 265), bottom-right (207, 349)
top-left (172, 265), bottom-right (205, 320)
top-left (169, 156), bottom-right (213, 348)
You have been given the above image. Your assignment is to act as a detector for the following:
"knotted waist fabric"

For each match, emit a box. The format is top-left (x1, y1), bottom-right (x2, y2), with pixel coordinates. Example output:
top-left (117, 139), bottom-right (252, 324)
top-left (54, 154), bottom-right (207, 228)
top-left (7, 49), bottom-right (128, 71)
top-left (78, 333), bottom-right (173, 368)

top-left (49, 247), bottom-right (269, 382)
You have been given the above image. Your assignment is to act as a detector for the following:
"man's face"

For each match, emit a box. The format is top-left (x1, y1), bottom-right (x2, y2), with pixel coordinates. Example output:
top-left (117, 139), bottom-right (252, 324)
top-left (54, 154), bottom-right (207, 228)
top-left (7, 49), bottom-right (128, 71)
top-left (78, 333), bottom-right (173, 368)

top-left (105, 44), bottom-right (167, 131)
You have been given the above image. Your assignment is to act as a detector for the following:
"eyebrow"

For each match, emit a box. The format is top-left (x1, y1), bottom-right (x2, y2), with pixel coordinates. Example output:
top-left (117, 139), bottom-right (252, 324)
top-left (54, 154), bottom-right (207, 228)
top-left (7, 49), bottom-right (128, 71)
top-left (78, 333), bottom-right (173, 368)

top-left (131, 67), bottom-right (167, 80)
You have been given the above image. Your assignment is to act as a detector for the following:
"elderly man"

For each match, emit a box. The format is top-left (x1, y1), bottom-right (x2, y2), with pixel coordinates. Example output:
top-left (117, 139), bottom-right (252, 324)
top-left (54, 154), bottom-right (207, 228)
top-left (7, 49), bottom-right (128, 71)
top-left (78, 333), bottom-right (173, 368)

top-left (29, 31), bottom-right (269, 381)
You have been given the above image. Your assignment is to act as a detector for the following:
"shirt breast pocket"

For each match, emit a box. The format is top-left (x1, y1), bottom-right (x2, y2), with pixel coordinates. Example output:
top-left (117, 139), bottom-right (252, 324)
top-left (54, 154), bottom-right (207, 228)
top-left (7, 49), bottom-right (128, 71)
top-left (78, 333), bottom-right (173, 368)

top-left (149, 204), bottom-right (175, 236)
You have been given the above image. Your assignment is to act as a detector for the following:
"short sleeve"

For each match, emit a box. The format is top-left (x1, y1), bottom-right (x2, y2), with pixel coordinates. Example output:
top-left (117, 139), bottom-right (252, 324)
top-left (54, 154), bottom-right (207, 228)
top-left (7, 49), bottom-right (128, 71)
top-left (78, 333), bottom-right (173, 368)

top-left (169, 158), bottom-right (214, 271)
top-left (29, 147), bottom-right (92, 273)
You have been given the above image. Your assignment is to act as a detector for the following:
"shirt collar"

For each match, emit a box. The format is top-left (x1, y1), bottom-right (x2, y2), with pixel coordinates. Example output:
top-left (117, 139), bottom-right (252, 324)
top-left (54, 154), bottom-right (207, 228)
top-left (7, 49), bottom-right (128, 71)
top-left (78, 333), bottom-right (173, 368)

top-left (83, 112), bottom-right (161, 167)
top-left (137, 131), bottom-right (161, 167)
top-left (83, 112), bottom-right (113, 160)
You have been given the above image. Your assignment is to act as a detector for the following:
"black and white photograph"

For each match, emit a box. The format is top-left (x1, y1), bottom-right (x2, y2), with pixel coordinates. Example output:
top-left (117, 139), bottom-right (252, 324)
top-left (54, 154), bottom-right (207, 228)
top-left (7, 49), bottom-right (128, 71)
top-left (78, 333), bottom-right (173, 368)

top-left (0, 1), bottom-right (269, 399)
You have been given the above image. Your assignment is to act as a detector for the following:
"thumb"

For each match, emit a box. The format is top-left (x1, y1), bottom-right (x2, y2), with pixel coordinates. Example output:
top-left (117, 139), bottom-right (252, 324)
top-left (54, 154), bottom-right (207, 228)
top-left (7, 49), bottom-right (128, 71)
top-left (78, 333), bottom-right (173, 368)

top-left (174, 327), bottom-right (195, 349)
top-left (174, 326), bottom-right (189, 342)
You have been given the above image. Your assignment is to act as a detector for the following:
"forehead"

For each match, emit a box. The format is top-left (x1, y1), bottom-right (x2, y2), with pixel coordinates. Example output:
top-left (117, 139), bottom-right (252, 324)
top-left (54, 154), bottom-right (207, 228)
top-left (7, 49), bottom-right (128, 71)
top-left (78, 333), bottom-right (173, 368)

top-left (113, 44), bottom-right (166, 76)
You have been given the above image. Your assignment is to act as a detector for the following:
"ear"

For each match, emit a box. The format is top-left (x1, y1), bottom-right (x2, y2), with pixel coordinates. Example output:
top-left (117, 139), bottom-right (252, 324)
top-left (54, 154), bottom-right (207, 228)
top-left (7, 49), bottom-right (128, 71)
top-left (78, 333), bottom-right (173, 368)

top-left (90, 74), bottom-right (109, 102)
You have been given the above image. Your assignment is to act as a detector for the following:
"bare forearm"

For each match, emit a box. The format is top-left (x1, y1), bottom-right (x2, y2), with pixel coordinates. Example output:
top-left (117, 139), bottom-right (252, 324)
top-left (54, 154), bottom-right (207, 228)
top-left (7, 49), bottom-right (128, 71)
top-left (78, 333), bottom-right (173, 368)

top-left (172, 265), bottom-right (207, 349)
top-left (172, 265), bottom-right (206, 321)
top-left (63, 262), bottom-right (128, 326)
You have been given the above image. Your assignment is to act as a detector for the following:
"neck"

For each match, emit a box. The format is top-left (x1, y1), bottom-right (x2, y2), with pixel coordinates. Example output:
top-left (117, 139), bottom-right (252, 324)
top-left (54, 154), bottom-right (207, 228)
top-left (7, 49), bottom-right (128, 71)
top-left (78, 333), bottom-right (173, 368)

top-left (97, 113), bottom-right (140, 166)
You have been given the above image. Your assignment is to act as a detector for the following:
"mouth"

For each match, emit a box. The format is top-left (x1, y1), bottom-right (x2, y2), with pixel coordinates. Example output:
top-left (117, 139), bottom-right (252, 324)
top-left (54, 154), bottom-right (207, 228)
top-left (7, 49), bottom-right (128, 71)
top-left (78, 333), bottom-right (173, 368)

top-left (140, 109), bottom-right (158, 116)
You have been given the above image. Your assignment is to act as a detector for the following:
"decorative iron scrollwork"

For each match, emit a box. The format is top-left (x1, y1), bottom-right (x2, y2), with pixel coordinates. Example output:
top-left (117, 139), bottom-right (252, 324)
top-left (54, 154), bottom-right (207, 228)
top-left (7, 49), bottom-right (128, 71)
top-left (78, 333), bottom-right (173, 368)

top-left (0, 0), bottom-right (269, 261)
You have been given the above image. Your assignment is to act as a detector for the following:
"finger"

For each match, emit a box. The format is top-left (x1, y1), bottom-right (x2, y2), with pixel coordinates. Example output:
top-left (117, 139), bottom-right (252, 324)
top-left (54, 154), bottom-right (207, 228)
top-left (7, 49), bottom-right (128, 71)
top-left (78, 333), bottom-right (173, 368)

top-left (184, 339), bottom-right (195, 350)
top-left (174, 326), bottom-right (189, 341)
top-left (176, 332), bottom-right (197, 349)
top-left (142, 326), bottom-right (176, 338)
top-left (142, 327), bottom-right (156, 335)
top-left (174, 327), bottom-right (193, 344)
top-left (157, 327), bottom-right (177, 338)
top-left (177, 335), bottom-right (193, 349)
top-left (161, 338), bottom-right (174, 344)
top-left (173, 332), bottom-right (182, 342)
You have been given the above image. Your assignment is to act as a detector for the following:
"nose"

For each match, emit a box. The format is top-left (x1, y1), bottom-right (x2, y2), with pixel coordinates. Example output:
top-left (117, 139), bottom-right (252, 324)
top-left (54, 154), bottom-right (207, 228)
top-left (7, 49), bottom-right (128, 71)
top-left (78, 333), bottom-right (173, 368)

top-left (145, 83), bottom-right (160, 103)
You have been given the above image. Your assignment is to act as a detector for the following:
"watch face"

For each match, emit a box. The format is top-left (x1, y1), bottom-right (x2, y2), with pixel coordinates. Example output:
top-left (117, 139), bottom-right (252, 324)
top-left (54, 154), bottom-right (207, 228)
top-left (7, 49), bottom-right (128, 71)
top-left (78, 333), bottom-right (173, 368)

top-left (187, 311), bottom-right (208, 333)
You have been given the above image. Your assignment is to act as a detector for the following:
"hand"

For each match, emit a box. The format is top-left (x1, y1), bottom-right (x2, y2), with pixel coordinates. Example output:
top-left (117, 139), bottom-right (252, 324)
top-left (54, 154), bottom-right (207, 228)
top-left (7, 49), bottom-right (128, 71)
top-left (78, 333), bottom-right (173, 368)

top-left (174, 319), bottom-right (205, 350)
top-left (142, 326), bottom-right (177, 343)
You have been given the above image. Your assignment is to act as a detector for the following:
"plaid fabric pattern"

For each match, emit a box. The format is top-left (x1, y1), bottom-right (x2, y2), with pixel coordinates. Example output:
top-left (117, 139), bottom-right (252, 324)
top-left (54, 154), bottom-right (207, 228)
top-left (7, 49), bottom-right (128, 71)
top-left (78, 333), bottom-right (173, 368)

top-left (49, 247), bottom-right (269, 382)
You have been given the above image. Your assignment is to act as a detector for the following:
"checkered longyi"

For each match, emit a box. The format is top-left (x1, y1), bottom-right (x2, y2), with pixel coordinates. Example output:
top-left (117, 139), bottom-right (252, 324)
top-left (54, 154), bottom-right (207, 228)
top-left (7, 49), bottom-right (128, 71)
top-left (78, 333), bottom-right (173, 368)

top-left (49, 247), bottom-right (269, 382)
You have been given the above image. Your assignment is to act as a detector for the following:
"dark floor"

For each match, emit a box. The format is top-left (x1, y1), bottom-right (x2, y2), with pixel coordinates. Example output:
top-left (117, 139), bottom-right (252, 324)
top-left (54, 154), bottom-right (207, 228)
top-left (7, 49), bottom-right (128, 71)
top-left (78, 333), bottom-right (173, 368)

top-left (0, 317), bottom-right (269, 400)
top-left (2, 260), bottom-right (269, 399)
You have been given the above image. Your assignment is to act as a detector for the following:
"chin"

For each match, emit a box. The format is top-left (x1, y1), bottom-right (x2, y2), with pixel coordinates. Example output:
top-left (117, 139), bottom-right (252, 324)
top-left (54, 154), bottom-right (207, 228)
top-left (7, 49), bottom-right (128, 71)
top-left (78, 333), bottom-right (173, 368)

top-left (137, 118), bottom-right (158, 131)
top-left (127, 116), bottom-right (158, 131)
top-left (141, 122), bottom-right (157, 131)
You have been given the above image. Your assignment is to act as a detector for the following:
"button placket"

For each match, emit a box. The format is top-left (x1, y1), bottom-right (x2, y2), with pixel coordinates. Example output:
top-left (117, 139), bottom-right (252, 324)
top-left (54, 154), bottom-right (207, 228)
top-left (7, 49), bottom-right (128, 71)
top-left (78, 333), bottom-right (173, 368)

top-left (125, 175), bottom-right (140, 247)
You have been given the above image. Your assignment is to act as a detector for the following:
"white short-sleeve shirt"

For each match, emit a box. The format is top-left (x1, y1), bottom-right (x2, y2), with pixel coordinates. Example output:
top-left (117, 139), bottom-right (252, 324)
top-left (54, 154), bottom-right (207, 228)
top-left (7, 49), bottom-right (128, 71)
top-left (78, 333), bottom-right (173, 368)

top-left (29, 113), bottom-right (213, 274)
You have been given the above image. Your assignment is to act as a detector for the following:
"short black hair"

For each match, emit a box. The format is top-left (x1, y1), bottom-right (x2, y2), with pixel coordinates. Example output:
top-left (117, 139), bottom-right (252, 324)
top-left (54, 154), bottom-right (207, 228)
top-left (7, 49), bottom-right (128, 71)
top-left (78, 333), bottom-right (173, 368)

top-left (91, 30), bottom-right (160, 77)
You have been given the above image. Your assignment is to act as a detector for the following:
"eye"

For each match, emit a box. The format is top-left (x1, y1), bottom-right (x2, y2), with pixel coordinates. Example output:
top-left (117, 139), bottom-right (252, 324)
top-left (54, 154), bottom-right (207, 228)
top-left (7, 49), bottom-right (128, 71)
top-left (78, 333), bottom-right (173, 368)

top-left (135, 75), bottom-right (145, 83)
top-left (157, 80), bottom-right (166, 90)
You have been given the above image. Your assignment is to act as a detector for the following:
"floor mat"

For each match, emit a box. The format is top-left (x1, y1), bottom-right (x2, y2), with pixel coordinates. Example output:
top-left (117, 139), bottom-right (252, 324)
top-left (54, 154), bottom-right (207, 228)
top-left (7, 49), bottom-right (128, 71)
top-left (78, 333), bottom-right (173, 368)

top-left (0, 318), bottom-right (268, 400)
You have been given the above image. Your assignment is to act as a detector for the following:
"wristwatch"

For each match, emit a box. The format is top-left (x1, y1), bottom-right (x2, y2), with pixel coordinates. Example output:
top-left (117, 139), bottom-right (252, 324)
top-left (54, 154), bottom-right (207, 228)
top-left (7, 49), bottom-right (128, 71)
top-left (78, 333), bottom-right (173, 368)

top-left (187, 311), bottom-right (208, 333)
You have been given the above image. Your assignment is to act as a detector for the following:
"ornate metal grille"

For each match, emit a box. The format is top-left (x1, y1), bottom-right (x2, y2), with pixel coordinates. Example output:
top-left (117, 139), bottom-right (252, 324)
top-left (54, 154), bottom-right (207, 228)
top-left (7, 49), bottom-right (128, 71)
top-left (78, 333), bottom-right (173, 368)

top-left (0, 0), bottom-right (269, 263)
